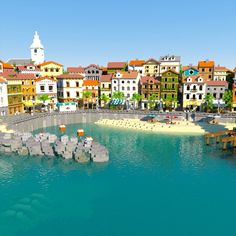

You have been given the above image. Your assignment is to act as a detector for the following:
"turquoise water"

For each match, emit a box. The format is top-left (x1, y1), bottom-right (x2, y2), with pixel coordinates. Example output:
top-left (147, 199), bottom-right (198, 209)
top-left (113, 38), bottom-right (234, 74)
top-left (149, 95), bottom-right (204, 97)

top-left (1, 123), bottom-right (236, 236)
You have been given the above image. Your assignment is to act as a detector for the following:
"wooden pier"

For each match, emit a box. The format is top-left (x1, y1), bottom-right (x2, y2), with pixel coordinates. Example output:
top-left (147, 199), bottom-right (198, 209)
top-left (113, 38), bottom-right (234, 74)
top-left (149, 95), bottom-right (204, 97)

top-left (205, 129), bottom-right (236, 150)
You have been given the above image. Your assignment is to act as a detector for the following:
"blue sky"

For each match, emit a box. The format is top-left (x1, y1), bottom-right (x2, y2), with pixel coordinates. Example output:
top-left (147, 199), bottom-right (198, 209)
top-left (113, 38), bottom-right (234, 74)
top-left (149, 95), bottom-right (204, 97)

top-left (0, 0), bottom-right (235, 68)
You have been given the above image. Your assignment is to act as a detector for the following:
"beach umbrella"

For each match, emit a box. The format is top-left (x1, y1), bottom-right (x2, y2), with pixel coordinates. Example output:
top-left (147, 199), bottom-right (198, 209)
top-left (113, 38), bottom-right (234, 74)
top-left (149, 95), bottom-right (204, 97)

top-left (77, 129), bottom-right (84, 137)
top-left (59, 124), bottom-right (66, 133)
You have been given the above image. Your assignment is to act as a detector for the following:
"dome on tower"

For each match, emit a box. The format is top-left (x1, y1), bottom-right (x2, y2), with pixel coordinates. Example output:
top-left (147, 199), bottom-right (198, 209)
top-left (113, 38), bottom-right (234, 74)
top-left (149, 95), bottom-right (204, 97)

top-left (30, 31), bottom-right (44, 49)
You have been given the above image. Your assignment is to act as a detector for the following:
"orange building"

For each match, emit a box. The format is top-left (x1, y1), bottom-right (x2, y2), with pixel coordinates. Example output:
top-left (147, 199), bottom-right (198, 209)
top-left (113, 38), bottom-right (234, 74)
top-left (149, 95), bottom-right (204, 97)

top-left (82, 80), bottom-right (99, 109)
top-left (198, 60), bottom-right (215, 81)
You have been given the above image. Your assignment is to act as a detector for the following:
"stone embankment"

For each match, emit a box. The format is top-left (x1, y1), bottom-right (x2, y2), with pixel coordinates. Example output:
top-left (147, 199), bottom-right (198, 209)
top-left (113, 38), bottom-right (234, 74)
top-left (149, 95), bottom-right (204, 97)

top-left (0, 132), bottom-right (109, 163)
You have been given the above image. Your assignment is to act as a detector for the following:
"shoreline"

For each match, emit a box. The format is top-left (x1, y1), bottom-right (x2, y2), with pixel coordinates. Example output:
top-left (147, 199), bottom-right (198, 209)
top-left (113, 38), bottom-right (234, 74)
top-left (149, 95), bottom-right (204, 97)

top-left (95, 118), bottom-right (233, 135)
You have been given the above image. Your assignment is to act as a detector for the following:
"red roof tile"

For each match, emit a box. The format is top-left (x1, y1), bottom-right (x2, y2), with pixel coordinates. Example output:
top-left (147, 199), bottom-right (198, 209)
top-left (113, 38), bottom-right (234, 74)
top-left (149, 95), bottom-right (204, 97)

top-left (198, 60), bottom-right (215, 68)
top-left (129, 60), bottom-right (145, 67)
top-left (141, 76), bottom-right (160, 84)
top-left (182, 65), bottom-right (198, 71)
top-left (107, 62), bottom-right (127, 69)
top-left (100, 74), bottom-right (112, 82)
top-left (3, 63), bottom-right (14, 69)
top-left (57, 74), bottom-right (84, 79)
top-left (35, 77), bottom-right (56, 82)
top-left (182, 75), bottom-right (206, 83)
top-left (144, 58), bottom-right (160, 64)
top-left (38, 61), bottom-right (63, 67)
top-left (83, 80), bottom-right (99, 86)
top-left (206, 80), bottom-right (228, 86)
top-left (113, 71), bottom-right (139, 79)
top-left (85, 64), bottom-right (101, 69)
top-left (67, 67), bottom-right (85, 73)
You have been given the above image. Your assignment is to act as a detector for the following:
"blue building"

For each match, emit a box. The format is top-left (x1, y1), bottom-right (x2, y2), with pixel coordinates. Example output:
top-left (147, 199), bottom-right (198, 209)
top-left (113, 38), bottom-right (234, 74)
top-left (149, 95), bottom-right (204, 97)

top-left (182, 66), bottom-right (199, 77)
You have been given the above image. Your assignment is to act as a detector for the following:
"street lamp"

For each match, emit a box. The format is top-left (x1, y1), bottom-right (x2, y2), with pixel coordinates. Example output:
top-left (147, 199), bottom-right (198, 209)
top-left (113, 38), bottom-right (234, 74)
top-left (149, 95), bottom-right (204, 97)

top-left (32, 99), bottom-right (35, 116)
top-left (159, 98), bottom-right (163, 112)
top-left (217, 98), bottom-right (220, 114)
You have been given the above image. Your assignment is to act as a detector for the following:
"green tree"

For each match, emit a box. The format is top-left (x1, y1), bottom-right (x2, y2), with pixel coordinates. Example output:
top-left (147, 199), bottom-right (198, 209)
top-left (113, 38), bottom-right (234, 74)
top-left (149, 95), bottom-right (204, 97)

top-left (131, 93), bottom-right (143, 109)
top-left (112, 91), bottom-right (125, 100)
top-left (223, 90), bottom-right (232, 109)
top-left (99, 94), bottom-right (110, 107)
top-left (148, 94), bottom-right (158, 109)
top-left (38, 94), bottom-right (50, 103)
top-left (204, 93), bottom-right (214, 112)
top-left (82, 91), bottom-right (92, 109)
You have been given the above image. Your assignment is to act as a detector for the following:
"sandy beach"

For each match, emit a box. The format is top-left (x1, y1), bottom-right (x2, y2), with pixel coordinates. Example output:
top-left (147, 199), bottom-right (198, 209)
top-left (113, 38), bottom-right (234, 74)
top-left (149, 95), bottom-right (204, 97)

top-left (95, 118), bottom-right (208, 134)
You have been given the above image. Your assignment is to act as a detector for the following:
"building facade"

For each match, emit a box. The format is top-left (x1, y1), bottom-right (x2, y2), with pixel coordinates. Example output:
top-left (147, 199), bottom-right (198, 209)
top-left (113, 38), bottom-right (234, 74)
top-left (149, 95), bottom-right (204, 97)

top-left (143, 59), bottom-right (160, 77)
top-left (198, 60), bottom-right (215, 81)
top-left (160, 55), bottom-right (181, 74)
top-left (205, 80), bottom-right (228, 100)
top-left (128, 60), bottom-right (145, 74)
top-left (111, 71), bottom-right (141, 99)
top-left (100, 74), bottom-right (112, 99)
top-left (17, 64), bottom-right (41, 77)
top-left (30, 31), bottom-right (45, 65)
top-left (38, 61), bottom-right (63, 78)
top-left (182, 76), bottom-right (206, 111)
top-left (84, 64), bottom-right (102, 81)
top-left (140, 76), bottom-right (161, 109)
top-left (82, 80), bottom-right (99, 109)
top-left (214, 66), bottom-right (228, 81)
top-left (107, 62), bottom-right (127, 74)
top-left (35, 77), bottom-right (57, 103)
top-left (182, 66), bottom-right (199, 77)
top-left (161, 70), bottom-right (179, 109)
top-left (0, 77), bottom-right (8, 116)
top-left (57, 74), bottom-right (84, 102)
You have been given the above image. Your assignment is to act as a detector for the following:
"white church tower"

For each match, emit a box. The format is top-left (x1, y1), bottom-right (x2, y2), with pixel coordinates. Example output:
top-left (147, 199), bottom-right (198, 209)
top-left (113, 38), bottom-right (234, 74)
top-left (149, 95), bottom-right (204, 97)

top-left (30, 31), bottom-right (45, 65)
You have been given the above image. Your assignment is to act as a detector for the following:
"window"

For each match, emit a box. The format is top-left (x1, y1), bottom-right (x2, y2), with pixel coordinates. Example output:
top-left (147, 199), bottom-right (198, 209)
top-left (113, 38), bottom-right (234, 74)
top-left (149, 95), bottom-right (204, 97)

top-left (172, 78), bottom-right (175, 82)
top-left (22, 81), bottom-right (24, 85)
top-left (213, 93), bottom-right (216, 98)
top-left (127, 81), bottom-right (130, 84)
top-left (165, 78), bottom-right (168, 82)
top-left (172, 84), bottom-right (175, 89)
top-left (32, 81), bottom-right (34, 85)
top-left (202, 68), bottom-right (205, 72)
top-left (40, 85), bottom-right (45, 92)
top-left (193, 85), bottom-right (197, 91)
top-left (186, 94), bottom-right (190, 99)
top-left (192, 94), bottom-right (196, 100)
top-left (121, 81), bottom-right (124, 84)
top-left (133, 87), bottom-right (135, 91)
top-left (220, 93), bottom-right (223, 99)
top-left (189, 70), bottom-right (194, 75)
top-left (127, 94), bottom-right (130, 98)
top-left (67, 92), bottom-right (70, 97)
top-left (114, 80), bottom-right (117, 84)
top-left (49, 86), bottom-right (53, 92)
top-left (122, 87), bottom-right (125, 91)
top-left (56, 69), bottom-right (59, 72)
top-left (127, 87), bottom-right (130, 91)
top-left (50, 68), bottom-right (54, 72)
top-left (76, 92), bottom-right (79, 97)
top-left (199, 94), bottom-right (202, 99)
top-left (133, 81), bottom-right (135, 84)
top-left (199, 85), bottom-right (203, 91)
top-left (109, 84), bottom-right (111, 89)
top-left (209, 75), bottom-right (212, 79)
top-left (164, 94), bottom-right (167, 99)
top-left (76, 82), bottom-right (79, 87)
top-left (45, 68), bottom-right (48, 72)
top-left (164, 84), bottom-right (167, 89)
top-left (209, 68), bottom-right (212, 72)
top-left (114, 86), bottom-right (117, 91)
top-left (187, 85), bottom-right (190, 91)
top-left (34, 49), bottom-right (37, 53)
top-left (96, 70), bottom-right (99, 74)
top-left (66, 82), bottom-right (70, 87)
top-left (102, 84), bottom-right (105, 89)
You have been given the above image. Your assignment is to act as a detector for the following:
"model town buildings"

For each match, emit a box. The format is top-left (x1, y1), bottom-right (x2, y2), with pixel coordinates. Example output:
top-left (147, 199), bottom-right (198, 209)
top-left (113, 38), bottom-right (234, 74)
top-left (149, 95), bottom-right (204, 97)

top-left (0, 31), bottom-right (235, 115)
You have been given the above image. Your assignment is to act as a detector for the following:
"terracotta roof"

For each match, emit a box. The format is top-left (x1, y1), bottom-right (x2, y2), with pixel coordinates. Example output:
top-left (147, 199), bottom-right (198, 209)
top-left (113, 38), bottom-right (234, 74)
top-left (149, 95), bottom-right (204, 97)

top-left (141, 76), bottom-right (160, 84)
top-left (67, 67), bottom-right (85, 73)
top-left (107, 62), bottom-right (127, 69)
top-left (144, 58), bottom-right (160, 65)
top-left (38, 61), bottom-right (63, 67)
top-left (182, 75), bottom-right (206, 83)
top-left (57, 74), bottom-right (84, 79)
top-left (162, 69), bottom-right (179, 75)
top-left (129, 60), bottom-right (145, 67)
top-left (113, 71), bottom-right (139, 79)
top-left (1, 73), bottom-right (37, 80)
top-left (35, 76), bottom-right (56, 82)
top-left (85, 64), bottom-right (101, 69)
top-left (198, 60), bottom-right (215, 68)
top-left (206, 80), bottom-right (228, 86)
top-left (17, 65), bottom-right (41, 71)
top-left (182, 65), bottom-right (198, 71)
top-left (214, 66), bottom-right (229, 72)
top-left (100, 74), bottom-right (112, 82)
top-left (83, 80), bottom-right (99, 86)
top-left (3, 63), bottom-right (14, 69)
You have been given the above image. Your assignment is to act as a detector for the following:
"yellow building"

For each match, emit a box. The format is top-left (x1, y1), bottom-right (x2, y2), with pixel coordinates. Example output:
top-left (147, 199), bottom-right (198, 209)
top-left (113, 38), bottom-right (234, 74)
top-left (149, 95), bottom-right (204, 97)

top-left (38, 61), bottom-right (63, 78)
top-left (143, 59), bottom-right (160, 77)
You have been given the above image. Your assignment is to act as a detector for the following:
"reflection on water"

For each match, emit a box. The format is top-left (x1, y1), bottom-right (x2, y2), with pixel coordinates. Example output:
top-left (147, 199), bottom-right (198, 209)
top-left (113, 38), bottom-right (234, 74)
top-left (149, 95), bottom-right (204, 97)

top-left (1, 123), bottom-right (236, 236)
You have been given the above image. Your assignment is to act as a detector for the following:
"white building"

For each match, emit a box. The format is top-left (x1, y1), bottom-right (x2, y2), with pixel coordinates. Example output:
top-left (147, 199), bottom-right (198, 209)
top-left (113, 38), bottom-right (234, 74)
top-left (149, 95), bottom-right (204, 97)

top-left (214, 66), bottom-right (229, 81)
top-left (35, 77), bottom-right (57, 103)
top-left (111, 71), bottom-right (141, 99)
top-left (160, 55), bottom-right (181, 74)
top-left (57, 74), bottom-right (84, 102)
top-left (30, 31), bottom-right (45, 65)
top-left (128, 60), bottom-right (145, 74)
top-left (0, 77), bottom-right (8, 116)
top-left (17, 64), bottom-right (41, 77)
top-left (182, 76), bottom-right (206, 111)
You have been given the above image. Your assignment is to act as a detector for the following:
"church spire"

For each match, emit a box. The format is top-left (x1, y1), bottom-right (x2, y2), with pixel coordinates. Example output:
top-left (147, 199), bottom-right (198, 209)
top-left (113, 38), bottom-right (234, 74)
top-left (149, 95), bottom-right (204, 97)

top-left (30, 31), bottom-right (45, 65)
top-left (31, 31), bottom-right (44, 49)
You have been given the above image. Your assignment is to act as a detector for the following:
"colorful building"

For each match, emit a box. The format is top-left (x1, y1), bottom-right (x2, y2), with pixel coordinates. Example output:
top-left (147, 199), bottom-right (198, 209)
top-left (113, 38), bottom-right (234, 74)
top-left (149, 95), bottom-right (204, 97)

top-left (0, 76), bottom-right (8, 116)
top-left (100, 74), bottom-right (112, 99)
top-left (128, 60), bottom-right (145, 74)
top-left (143, 59), bottom-right (160, 77)
top-left (85, 64), bottom-right (102, 81)
top-left (16, 64), bottom-right (41, 77)
top-left (182, 65), bottom-right (199, 77)
top-left (160, 55), bottom-right (181, 74)
top-left (140, 76), bottom-right (160, 109)
top-left (161, 70), bottom-right (179, 109)
top-left (206, 80), bottom-right (228, 100)
top-left (111, 71), bottom-right (141, 99)
top-left (5, 75), bottom-right (23, 115)
top-left (35, 77), bottom-right (57, 104)
top-left (198, 60), bottom-right (215, 81)
top-left (57, 74), bottom-right (84, 102)
top-left (107, 62), bottom-right (127, 73)
top-left (182, 76), bottom-right (206, 111)
top-left (82, 80), bottom-right (99, 109)
top-left (67, 66), bottom-right (85, 76)
top-left (38, 61), bottom-right (63, 78)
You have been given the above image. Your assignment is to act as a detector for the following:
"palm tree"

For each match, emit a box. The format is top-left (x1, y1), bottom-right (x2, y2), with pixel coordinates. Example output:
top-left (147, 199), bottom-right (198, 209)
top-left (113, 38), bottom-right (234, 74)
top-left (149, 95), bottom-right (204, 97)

top-left (112, 91), bottom-right (125, 100)
top-left (148, 94), bottom-right (158, 109)
top-left (82, 91), bottom-right (91, 109)
top-left (131, 93), bottom-right (143, 109)
top-left (99, 94), bottom-right (110, 108)
top-left (38, 94), bottom-right (51, 112)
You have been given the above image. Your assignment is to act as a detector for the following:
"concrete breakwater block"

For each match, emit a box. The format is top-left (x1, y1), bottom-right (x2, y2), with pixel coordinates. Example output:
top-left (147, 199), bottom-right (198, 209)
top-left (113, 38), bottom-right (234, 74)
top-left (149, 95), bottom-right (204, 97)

top-left (0, 131), bottom-right (109, 164)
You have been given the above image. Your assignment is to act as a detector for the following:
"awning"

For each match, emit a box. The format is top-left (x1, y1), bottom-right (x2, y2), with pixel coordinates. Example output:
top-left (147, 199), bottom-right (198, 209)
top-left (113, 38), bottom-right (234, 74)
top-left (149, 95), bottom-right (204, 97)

top-left (110, 99), bottom-right (125, 106)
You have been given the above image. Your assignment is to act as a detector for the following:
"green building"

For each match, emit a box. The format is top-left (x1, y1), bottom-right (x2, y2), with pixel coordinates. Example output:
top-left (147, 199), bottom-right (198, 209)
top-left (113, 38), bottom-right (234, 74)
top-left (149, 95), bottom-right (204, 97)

top-left (161, 69), bottom-right (179, 109)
